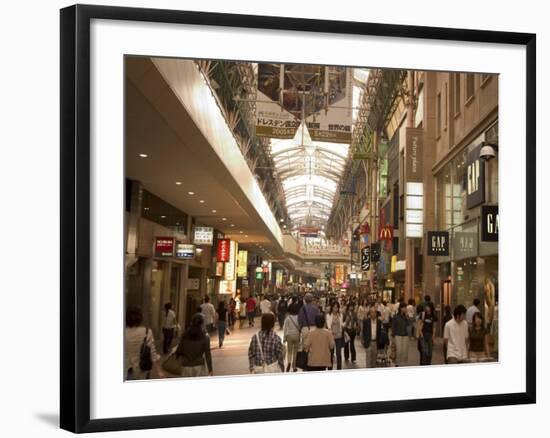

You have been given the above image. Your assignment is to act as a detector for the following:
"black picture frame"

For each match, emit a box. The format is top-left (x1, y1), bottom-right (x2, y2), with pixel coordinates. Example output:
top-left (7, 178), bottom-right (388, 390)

top-left (60, 4), bottom-right (536, 433)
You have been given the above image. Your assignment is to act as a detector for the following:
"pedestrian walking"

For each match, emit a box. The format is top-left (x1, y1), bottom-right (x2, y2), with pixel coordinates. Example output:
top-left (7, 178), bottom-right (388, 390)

top-left (176, 313), bottom-right (213, 377)
top-left (283, 303), bottom-right (301, 372)
top-left (469, 312), bottom-right (491, 361)
top-left (326, 301), bottom-right (344, 370)
top-left (248, 313), bottom-right (284, 374)
top-left (466, 298), bottom-right (481, 327)
top-left (277, 296), bottom-right (288, 330)
top-left (392, 302), bottom-right (410, 367)
top-left (303, 314), bottom-right (335, 371)
top-left (200, 296), bottom-right (216, 333)
top-left (343, 301), bottom-right (359, 362)
top-left (260, 295), bottom-right (272, 314)
top-left (418, 305), bottom-right (436, 365)
top-left (125, 306), bottom-right (164, 380)
top-left (442, 305), bottom-right (453, 363)
top-left (162, 302), bottom-right (177, 354)
top-left (246, 295), bottom-right (257, 327)
top-left (406, 298), bottom-right (417, 339)
top-left (216, 301), bottom-right (228, 348)
top-left (362, 305), bottom-right (383, 368)
top-left (444, 304), bottom-right (469, 364)
top-left (298, 293), bottom-right (320, 348)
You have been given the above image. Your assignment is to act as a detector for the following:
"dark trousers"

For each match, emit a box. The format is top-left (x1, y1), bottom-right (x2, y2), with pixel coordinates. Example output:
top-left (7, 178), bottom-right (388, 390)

top-left (162, 328), bottom-right (175, 354)
top-left (278, 312), bottom-right (286, 330)
top-left (332, 337), bottom-right (344, 370)
top-left (217, 321), bottom-right (226, 347)
top-left (420, 335), bottom-right (433, 365)
top-left (247, 311), bottom-right (255, 326)
top-left (344, 330), bottom-right (357, 361)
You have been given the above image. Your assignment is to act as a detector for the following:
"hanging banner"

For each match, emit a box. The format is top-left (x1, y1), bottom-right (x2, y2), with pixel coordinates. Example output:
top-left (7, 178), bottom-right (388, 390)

top-left (481, 205), bottom-right (499, 242)
top-left (405, 128), bottom-right (424, 183)
top-left (466, 143), bottom-right (485, 209)
top-left (224, 241), bottom-right (238, 281)
top-left (427, 231), bottom-right (450, 256)
top-left (361, 246), bottom-right (371, 272)
top-left (154, 237), bottom-right (174, 257)
top-left (237, 250), bottom-right (248, 277)
top-left (216, 239), bottom-right (230, 262)
top-left (453, 232), bottom-right (478, 260)
top-left (255, 64), bottom-right (352, 144)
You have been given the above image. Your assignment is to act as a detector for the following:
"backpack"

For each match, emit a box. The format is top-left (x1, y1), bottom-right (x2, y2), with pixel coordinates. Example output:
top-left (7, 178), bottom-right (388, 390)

top-left (139, 328), bottom-right (153, 371)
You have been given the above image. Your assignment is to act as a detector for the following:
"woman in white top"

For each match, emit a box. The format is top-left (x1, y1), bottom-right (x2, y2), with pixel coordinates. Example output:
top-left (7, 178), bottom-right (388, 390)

top-left (162, 302), bottom-right (177, 354)
top-left (283, 303), bottom-right (301, 372)
top-left (325, 301), bottom-right (344, 370)
top-left (125, 306), bottom-right (164, 380)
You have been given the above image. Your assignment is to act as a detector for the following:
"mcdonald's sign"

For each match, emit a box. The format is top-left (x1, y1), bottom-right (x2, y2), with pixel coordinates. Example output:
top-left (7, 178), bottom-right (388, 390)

top-left (379, 225), bottom-right (393, 241)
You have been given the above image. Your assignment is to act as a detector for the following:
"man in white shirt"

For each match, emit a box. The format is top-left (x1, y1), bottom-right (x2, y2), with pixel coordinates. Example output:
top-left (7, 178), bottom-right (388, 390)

top-left (260, 295), bottom-right (272, 314)
top-left (465, 298), bottom-right (481, 327)
top-left (200, 296), bottom-right (216, 333)
top-left (444, 304), bottom-right (469, 364)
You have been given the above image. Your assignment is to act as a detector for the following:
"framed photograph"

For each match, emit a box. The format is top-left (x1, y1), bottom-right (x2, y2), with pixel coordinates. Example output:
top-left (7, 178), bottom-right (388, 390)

top-left (60, 4), bottom-right (536, 433)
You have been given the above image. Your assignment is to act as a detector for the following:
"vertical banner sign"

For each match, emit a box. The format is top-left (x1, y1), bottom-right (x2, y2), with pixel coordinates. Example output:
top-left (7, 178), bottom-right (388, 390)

top-left (224, 241), bottom-right (237, 281)
top-left (154, 237), bottom-right (174, 257)
top-left (216, 239), bottom-right (230, 262)
top-left (361, 246), bottom-right (371, 271)
top-left (427, 231), bottom-right (450, 256)
top-left (466, 144), bottom-right (485, 209)
top-left (406, 128), bottom-right (424, 182)
top-left (481, 205), bottom-right (499, 242)
top-left (237, 250), bottom-right (248, 277)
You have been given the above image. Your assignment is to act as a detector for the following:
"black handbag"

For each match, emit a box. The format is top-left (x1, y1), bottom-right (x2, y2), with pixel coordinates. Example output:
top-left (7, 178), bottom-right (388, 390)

top-left (139, 328), bottom-right (153, 371)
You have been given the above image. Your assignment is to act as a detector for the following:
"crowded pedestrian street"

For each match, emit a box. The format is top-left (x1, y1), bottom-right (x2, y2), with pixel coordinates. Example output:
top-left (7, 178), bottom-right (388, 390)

top-left (124, 56), bottom-right (499, 380)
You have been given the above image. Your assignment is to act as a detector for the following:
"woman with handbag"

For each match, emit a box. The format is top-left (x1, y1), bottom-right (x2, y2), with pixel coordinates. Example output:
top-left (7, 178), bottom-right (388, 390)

top-left (303, 313), bottom-right (335, 371)
top-left (326, 301), bottom-right (344, 370)
top-left (283, 302), bottom-right (301, 372)
top-left (176, 313), bottom-right (213, 377)
top-left (125, 306), bottom-right (164, 380)
top-left (343, 302), bottom-right (359, 363)
top-left (248, 313), bottom-right (284, 374)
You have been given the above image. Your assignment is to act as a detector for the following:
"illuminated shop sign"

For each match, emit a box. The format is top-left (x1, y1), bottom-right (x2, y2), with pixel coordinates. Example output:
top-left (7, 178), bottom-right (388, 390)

top-left (427, 231), bottom-right (450, 256)
top-left (237, 250), bottom-right (248, 277)
top-left (175, 243), bottom-right (195, 259)
top-left (224, 241), bottom-right (238, 281)
top-left (481, 205), bottom-right (499, 242)
top-left (405, 128), bottom-right (424, 238)
top-left (453, 231), bottom-right (478, 260)
top-left (154, 237), bottom-right (174, 257)
top-left (193, 226), bottom-right (214, 246)
top-left (217, 239), bottom-right (230, 262)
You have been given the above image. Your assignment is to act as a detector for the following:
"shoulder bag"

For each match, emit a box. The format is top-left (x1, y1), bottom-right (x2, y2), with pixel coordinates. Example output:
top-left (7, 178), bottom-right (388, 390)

top-left (253, 332), bottom-right (281, 374)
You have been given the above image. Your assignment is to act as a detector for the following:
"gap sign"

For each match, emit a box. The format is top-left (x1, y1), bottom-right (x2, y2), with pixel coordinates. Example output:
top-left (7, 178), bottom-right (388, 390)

top-left (427, 231), bottom-right (449, 256)
top-left (481, 205), bottom-right (499, 242)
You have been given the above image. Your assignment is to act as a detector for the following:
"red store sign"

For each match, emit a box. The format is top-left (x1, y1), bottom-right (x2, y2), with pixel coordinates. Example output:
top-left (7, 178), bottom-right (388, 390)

top-left (155, 237), bottom-right (174, 257)
top-left (217, 239), bottom-right (230, 262)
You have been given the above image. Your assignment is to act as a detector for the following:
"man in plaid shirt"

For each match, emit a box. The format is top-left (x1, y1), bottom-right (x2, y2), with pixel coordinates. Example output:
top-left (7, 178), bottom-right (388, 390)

top-left (248, 313), bottom-right (285, 373)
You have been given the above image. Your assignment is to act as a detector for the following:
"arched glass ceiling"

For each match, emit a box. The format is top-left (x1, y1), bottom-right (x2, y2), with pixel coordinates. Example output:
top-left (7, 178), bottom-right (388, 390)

top-left (265, 67), bottom-right (369, 229)
top-left (270, 133), bottom-right (349, 228)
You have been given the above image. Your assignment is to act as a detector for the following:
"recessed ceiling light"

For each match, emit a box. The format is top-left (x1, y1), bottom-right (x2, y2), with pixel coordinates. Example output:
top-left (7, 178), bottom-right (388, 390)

top-left (188, 191), bottom-right (195, 195)
top-left (176, 181), bottom-right (182, 185)
top-left (222, 217), bottom-right (227, 221)
top-left (280, 218), bottom-right (284, 223)
top-left (245, 235), bottom-right (249, 238)
top-left (230, 224), bottom-right (235, 227)
top-left (138, 153), bottom-right (148, 158)
top-left (199, 199), bottom-right (205, 203)
top-left (239, 231), bottom-right (243, 234)
top-left (160, 215), bottom-right (166, 219)
top-left (211, 209), bottom-right (217, 213)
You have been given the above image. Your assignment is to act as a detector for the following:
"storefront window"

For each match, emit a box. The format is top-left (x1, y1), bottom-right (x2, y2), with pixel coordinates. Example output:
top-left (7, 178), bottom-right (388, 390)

top-left (436, 148), bottom-right (467, 230)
